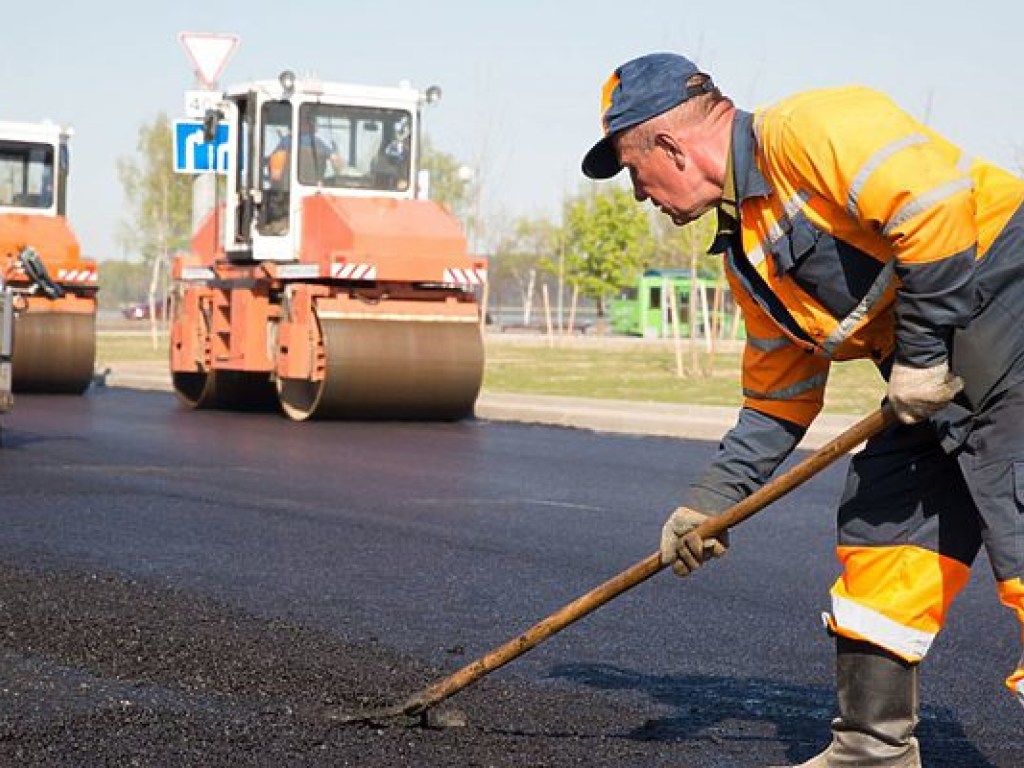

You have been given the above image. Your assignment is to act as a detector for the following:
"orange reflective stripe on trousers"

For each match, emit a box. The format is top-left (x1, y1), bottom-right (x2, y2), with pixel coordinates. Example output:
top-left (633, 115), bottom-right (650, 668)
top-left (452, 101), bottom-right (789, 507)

top-left (827, 544), bottom-right (972, 662)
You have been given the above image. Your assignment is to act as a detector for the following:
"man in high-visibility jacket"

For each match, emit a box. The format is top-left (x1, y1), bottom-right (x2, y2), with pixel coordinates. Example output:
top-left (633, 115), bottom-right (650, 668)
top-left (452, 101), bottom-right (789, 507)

top-left (582, 52), bottom-right (1024, 767)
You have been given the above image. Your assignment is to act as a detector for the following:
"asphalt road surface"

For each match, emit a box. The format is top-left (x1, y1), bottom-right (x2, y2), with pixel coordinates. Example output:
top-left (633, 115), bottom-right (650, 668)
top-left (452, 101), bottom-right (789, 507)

top-left (0, 388), bottom-right (1019, 767)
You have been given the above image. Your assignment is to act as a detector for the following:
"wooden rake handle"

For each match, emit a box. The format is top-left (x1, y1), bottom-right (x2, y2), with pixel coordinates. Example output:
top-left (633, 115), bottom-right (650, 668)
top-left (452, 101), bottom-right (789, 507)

top-left (396, 404), bottom-right (896, 717)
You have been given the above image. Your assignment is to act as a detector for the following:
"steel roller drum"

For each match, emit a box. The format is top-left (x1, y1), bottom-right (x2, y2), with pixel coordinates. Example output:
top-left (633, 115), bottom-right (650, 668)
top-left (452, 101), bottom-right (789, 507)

top-left (276, 316), bottom-right (484, 421)
top-left (172, 369), bottom-right (279, 412)
top-left (12, 311), bottom-right (96, 394)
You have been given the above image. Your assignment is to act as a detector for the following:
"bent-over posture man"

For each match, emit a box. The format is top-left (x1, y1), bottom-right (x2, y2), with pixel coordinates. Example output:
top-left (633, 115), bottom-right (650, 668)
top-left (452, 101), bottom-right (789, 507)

top-left (582, 52), bottom-right (1024, 767)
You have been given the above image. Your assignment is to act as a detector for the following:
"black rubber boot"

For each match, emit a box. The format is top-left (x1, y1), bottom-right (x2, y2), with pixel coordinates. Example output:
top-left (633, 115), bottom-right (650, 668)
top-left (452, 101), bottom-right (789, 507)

top-left (778, 636), bottom-right (921, 767)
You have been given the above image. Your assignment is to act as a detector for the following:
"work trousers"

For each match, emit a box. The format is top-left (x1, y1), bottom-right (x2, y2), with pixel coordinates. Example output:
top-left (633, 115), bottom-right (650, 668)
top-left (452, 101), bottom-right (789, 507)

top-left (828, 381), bottom-right (1024, 705)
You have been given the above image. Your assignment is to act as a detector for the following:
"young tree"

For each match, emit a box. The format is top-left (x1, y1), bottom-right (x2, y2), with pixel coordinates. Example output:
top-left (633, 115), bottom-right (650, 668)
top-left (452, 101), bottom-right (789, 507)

top-left (491, 215), bottom-right (561, 325)
top-left (117, 112), bottom-right (194, 337)
top-left (116, 113), bottom-right (193, 264)
top-left (654, 210), bottom-right (725, 375)
top-left (652, 209), bottom-right (719, 276)
top-left (420, 136), bottom-right (473, 226)
top-left (562, 185), bottom-right (655, 316)
top-left (95, 259), bottom-right (151, 310)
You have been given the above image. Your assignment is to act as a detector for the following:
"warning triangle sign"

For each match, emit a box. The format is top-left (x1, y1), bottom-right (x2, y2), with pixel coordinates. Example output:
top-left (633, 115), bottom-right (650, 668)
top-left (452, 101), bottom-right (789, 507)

top-left (178, 32), bottom-right (240, 88)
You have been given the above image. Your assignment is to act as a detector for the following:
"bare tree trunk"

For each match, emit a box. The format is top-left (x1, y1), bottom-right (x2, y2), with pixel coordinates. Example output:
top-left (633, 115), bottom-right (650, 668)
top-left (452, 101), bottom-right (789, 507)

top-left (557, 242), bottom-right (564, 334)
top-left (688, 250), bottom-right (699, 375)
top-left (541, 283), bottom-right (554, 347)
top-left (666, 278), bottom-right (684, 377)
top-left (566, 284), bottom-right (578, 337)
top-left (479, 279), bottom-right (490, 331)
top-left (149, 179), bottom-right (169, 350)
top-left (524, 269), bottom-right (536, 326)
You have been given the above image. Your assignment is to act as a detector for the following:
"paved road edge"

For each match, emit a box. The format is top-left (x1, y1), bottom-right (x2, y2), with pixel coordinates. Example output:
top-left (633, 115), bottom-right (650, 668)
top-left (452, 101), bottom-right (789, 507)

top-left (99, 363), bottom-right (862, 450)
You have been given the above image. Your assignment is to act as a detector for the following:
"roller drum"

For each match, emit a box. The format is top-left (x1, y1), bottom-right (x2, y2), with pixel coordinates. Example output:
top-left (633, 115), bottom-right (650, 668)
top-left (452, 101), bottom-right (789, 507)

top-left (276, 316), bottom-right (483, 421)
top-left (173, 369), bottom-right (279, 412)
top-left (11, 311), bottom-right (96, 394)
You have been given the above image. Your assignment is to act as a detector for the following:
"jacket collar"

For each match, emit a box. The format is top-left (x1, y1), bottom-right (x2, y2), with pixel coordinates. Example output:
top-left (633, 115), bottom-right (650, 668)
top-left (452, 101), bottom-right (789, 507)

top-left (710, 109), bottom-right (771, 254)
top-left (731, 109), bottom-right (771, 201)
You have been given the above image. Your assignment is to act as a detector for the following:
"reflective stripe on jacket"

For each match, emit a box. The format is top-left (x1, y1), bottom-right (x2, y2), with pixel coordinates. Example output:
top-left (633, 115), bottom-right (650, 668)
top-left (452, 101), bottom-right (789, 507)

top-left (721, 90), bottom-right (1024, 428)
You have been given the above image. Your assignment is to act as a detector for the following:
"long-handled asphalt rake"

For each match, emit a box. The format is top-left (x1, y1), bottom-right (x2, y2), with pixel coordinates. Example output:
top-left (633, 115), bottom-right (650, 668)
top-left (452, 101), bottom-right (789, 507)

top-left (325, 404), bottom-right (896, 726)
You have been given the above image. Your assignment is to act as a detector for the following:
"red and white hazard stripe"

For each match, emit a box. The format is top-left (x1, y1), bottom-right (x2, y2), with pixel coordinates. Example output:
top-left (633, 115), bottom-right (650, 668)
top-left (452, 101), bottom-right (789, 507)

top-left (56, 268), bottom-right (99, 283)
top-left (331, 263), bottom-right (377, 280)
top-left (443, 267), bottom-right (487, 286)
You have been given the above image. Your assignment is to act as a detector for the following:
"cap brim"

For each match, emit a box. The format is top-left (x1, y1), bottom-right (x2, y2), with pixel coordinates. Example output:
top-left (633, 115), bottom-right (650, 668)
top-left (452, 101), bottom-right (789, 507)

top-left (581, 136), bottom-right (622, 180)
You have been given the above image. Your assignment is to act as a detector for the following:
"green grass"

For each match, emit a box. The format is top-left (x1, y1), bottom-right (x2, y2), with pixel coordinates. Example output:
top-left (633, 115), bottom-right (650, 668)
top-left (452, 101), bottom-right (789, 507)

top-left (484, 344), bottom-right (743, 405)
top-left (95, 331), bottom-right (169, 365)
top-left (483, 339), bottom-right (886, 415)
top-left (97, 330), bottom-right (887, 415)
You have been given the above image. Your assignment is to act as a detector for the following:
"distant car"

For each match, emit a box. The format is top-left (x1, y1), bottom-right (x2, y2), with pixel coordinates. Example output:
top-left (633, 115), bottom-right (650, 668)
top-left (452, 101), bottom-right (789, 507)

top-left (121, 299), bottom-right (167, 321)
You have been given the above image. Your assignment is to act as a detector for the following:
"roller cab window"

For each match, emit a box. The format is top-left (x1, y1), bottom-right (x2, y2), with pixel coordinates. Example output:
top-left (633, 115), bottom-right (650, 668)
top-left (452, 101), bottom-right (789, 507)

top-left (297, 104), bottom-right (412, 192)
top-left (0, 141), bottom-right (54, 211)
top-left (259, 100), bottom-right (293, 237)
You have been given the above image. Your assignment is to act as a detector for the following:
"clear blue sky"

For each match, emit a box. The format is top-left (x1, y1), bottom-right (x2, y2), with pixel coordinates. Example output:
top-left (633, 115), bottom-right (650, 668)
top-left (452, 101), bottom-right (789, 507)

top-left (4, 0), bottom-right (1021, 261)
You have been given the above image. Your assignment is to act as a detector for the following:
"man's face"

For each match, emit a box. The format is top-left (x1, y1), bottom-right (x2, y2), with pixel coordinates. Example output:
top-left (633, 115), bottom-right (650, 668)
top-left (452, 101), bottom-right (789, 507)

top-left (615, 131), bottom-right (712, 226)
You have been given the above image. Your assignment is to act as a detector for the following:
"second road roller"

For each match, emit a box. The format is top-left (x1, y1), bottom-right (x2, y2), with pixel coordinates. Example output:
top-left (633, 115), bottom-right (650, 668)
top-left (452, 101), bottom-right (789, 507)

top-left (0, 121), bottom-right (99, 394)
top-left (170, 71), bottom-right (486, 420)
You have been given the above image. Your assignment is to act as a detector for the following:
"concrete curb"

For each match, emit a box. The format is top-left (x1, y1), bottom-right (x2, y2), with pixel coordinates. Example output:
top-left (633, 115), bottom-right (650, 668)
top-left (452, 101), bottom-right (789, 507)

top-left (475, 392), bottom-right (861, 449)
top-left (98, 362), bottom-right (861, 449)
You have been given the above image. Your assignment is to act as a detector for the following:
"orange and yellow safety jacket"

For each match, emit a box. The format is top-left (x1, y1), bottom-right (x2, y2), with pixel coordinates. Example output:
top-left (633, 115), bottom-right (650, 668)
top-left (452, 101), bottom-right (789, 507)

top-left (686, 87), bottom-right (1024, 512)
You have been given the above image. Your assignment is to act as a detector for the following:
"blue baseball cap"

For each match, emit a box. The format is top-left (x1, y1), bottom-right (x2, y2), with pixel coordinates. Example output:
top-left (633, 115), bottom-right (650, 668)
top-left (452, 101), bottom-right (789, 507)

top-left (581, 53), bottom-right (712, 179)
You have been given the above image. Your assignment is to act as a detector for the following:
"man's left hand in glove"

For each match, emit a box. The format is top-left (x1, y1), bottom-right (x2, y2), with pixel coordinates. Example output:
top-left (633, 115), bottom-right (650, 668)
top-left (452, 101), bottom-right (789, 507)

top-left (887, 360), bottom-right (963, 424)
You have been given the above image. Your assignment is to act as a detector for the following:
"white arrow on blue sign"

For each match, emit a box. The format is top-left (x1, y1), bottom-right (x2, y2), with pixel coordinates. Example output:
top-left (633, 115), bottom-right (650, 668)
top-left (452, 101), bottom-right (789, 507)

top-left (173, 120), bottom-right (231, 174)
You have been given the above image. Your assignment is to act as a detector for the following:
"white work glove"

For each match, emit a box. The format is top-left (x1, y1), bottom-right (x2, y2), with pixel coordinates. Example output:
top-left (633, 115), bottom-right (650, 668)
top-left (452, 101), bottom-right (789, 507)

top-left (887, 360), bottom-right (963, 425)
top-left (659, 506), bottom-right (729, 578)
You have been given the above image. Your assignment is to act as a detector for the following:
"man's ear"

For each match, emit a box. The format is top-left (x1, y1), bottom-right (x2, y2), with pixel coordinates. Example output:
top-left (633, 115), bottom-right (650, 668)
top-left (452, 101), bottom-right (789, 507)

top-left (655, 132), bottom-right (687, 170)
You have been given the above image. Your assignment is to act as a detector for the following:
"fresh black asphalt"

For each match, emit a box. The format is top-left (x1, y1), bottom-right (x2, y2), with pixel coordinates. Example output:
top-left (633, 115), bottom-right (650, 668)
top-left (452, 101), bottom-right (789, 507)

top-left (0, 388), bottom-right (1017, 766)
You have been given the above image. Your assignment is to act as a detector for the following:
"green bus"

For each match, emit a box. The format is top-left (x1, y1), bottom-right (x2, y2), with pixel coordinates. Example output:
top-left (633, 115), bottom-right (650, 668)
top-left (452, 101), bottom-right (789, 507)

top-left (610, 268), bottom-right (743, 339)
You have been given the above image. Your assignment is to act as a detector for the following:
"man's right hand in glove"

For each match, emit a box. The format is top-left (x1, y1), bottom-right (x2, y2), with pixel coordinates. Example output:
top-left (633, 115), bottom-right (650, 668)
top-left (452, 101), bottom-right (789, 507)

top-left (659, 506), bottom-right (729, 577)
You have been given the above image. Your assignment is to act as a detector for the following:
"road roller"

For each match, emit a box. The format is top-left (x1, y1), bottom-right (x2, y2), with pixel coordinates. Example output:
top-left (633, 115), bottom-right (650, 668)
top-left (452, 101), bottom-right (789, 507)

top-left (0, 121), bottom-right (98, 394)
top-left (170, 71), bottom-right (486, 420)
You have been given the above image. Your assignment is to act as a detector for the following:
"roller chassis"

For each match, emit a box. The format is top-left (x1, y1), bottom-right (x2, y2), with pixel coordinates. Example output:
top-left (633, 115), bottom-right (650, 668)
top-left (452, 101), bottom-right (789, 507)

top-left (171, 264), bottom-right (484, 420)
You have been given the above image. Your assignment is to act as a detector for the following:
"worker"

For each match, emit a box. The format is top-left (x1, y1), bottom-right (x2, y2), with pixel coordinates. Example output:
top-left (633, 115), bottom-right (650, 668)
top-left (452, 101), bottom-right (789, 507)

top-left (267, 140), bottom-right (291, 188)
top-left (294, 112), bottom-right (344, 183)
top-left (263, 135), bottom-right (292, 234)
top-left (268, 112), bottom-right (344, 187)
top-left (371, 118), bottom-right (412, 191)
top-left (581, 52), bottom-right (1024, 767)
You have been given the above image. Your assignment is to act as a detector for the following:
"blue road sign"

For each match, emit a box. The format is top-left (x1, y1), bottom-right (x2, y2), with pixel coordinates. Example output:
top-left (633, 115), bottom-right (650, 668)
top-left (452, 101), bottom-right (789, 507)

top-left (173, 120), bottom-right (230, 174)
